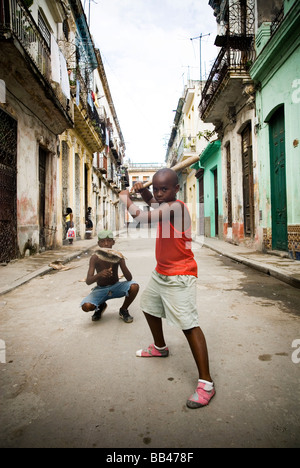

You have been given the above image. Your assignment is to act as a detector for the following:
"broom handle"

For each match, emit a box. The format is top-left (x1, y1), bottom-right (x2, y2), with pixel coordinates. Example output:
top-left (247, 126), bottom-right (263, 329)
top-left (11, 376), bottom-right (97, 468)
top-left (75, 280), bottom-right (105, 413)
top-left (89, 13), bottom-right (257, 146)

top-left (135, 154), bottom-right (200, 191)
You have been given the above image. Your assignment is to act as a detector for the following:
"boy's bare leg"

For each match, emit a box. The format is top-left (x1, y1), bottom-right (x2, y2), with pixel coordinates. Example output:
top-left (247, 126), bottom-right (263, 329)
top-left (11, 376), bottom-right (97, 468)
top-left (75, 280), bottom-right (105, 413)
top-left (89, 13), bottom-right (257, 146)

top-left (121, 283), bottom-right (139, 310)
top-left (143, 312), bottom-right (166, 348)
top-left (183, 327), bottom-right (212, 382)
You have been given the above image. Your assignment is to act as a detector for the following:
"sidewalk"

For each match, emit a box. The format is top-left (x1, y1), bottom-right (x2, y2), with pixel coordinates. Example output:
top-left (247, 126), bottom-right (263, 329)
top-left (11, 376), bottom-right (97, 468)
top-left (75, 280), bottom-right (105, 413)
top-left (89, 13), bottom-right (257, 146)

top-left (201, 237), bottom-right (300, 289)
top-left (0, 237), bottom-right (98, 296)
top-left (1, 234), bottom-right (300, 296)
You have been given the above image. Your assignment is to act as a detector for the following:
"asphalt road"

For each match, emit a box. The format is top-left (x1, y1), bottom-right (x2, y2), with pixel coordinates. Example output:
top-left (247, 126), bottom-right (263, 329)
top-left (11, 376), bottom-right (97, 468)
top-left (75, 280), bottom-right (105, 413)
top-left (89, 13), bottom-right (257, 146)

top-left (0, 234), bottom-right (300, 448)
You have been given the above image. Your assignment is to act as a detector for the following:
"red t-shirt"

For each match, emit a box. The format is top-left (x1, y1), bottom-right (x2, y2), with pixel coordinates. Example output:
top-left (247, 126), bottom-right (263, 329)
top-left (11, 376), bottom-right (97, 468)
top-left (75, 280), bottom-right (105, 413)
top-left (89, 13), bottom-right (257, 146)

top-left (155, 201), bottom-right (198, 277)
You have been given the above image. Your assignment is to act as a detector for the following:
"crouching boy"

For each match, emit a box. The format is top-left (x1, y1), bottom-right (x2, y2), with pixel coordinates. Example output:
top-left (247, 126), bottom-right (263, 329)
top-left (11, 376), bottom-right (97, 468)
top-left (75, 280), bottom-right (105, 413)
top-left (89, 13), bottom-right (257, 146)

top-left (80, 230), bottom-right (139, 323)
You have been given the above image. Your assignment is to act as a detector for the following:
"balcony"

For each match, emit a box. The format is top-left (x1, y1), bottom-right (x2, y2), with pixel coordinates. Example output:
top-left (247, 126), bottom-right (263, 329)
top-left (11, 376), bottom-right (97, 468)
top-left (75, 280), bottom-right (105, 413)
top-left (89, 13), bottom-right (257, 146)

top-left (177, 136), bottom-right (197, 161)
top-left (73, 69), bottom-right (105, 153)
top-left (199, 44), bottom-right (256, 124)
top-left (0, 0), bottom-right (74, 133)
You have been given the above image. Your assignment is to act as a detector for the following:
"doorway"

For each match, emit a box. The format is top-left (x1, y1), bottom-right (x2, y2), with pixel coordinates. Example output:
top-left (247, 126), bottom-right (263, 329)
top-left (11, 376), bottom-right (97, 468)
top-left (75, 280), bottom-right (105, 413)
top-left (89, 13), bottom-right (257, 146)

top-left (213, 168), bottom-right (219, 237)
top-left (0, 109), bottom-right (18, 262)
top-left (196, 169), bottom-right (204, 236)
top-left (269, 106), bottom-right (288, 251)
top-left (241, 125), bottom-right (254, 237)
top-left (39, 147), bottom-right (47, 249)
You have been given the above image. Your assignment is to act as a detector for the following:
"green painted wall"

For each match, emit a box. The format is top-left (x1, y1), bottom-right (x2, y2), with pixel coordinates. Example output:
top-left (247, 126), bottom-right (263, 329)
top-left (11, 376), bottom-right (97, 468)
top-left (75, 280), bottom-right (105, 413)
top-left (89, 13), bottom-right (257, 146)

top-left (251, 0), bottom-right (300, 229)
top-left (200, 141), bottom-right (222, 237)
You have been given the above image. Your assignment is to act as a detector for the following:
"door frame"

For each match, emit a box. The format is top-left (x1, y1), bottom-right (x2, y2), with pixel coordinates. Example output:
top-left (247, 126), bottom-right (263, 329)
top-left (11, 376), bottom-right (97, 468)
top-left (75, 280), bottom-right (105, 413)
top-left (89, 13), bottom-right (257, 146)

top-left (268, 105), bottom-right (288, 251)
top-left (0, 108), bottom-right (18, 262)
top-left (241, 124), bottom-right (254, 238)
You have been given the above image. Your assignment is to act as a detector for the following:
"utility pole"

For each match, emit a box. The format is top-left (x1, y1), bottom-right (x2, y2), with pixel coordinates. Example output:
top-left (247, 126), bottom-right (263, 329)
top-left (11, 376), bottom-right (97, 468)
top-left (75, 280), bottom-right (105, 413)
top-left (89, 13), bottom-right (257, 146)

top-left (190, 33), bottom-right (211, 93)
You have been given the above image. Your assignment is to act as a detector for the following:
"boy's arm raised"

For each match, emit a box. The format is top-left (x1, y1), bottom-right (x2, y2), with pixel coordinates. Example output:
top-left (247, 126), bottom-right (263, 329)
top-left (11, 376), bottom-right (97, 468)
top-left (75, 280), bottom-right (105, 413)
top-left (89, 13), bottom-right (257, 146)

top-left (119, 190), bottom-right (181, 226)
top-left (131, 182), bottom-right (156, 206)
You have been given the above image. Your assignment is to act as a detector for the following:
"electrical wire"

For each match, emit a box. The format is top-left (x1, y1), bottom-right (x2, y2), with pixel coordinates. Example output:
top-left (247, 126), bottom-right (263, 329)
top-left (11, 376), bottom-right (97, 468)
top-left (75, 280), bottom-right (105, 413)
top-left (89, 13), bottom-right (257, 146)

top-left (5, 86), bottom-right (64, 137)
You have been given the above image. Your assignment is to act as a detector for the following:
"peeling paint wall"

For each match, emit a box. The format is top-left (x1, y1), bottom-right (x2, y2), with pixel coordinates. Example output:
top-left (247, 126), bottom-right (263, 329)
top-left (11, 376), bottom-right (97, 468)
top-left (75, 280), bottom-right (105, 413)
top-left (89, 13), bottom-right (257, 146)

top-left (2, 92), bottom-right (58, 255)
top-left (221, 106), bottom-right (258, 246)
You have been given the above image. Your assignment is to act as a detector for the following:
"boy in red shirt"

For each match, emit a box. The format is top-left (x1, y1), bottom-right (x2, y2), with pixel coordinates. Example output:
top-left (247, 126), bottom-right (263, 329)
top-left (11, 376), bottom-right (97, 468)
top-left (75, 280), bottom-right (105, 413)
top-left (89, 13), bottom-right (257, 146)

top-left (120, 169), bottom-right (215, 408)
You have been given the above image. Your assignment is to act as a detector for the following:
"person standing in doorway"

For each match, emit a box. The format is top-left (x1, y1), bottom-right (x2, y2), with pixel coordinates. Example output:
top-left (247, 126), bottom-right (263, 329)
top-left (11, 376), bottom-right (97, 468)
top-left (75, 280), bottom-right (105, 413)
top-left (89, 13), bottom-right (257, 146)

top-left (64, 207), bottom-right (74, 245)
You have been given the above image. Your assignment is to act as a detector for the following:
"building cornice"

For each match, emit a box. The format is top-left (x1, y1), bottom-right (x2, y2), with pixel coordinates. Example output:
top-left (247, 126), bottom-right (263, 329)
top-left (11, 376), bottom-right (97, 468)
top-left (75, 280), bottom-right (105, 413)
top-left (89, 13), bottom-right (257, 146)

top-left (250, 2), bottom-right (300, 85)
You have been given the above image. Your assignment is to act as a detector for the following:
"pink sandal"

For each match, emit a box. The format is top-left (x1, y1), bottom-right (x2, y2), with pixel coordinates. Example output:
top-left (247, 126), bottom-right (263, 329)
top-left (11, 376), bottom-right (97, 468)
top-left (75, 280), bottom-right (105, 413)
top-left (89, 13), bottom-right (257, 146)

top-left (187, 381), bottom-right (215, 408)
top-left (136, 343), bottom-right (169, 358)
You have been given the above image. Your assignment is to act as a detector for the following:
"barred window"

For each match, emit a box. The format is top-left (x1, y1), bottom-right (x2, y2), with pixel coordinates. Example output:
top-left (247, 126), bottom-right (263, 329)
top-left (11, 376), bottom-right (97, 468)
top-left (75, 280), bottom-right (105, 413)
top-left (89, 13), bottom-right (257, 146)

top-left (63, 19), bottom-right (69, 41)
top-left (38, 10), bottom-right (51, 49)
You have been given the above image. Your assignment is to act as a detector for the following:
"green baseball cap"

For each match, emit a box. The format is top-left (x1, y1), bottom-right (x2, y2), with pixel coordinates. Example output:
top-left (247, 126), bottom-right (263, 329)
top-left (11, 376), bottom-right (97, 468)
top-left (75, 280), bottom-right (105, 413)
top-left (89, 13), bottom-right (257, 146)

top-left (98, 230), bottom-right (114, 239)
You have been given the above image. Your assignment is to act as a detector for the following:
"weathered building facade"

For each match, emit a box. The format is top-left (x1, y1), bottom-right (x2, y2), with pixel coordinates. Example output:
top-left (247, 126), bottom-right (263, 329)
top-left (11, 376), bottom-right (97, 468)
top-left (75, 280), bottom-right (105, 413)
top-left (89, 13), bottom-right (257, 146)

top-left (192, 140), bottom-right (223, 239)
top-left (0, 0), bottom-right (127, 262)
top-left (201, 0), bottom-right (258, 247)
top-left (250, 0), bottom-right (300, 258)
top-left (166, 80), bottom-right (215, 236)
top-left (0, 0), bottom-right (74, 261)
top-left (57, 0), bottom-right (127, 244)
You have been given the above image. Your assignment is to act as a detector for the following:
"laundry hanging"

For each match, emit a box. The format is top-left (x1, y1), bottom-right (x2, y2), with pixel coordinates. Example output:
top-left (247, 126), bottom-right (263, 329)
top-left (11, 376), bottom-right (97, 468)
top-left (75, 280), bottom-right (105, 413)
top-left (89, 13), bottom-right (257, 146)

top-left (60, 51), bottom-right (70, 100)
top-left (51, 34), bottom-right (60, 84)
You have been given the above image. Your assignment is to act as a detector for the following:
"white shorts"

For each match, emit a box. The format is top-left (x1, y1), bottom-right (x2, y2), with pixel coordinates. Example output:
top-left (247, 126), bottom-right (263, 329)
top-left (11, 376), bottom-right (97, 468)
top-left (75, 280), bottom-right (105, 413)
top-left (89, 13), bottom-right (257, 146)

top-left (140, 270), bottom-right (199, 330)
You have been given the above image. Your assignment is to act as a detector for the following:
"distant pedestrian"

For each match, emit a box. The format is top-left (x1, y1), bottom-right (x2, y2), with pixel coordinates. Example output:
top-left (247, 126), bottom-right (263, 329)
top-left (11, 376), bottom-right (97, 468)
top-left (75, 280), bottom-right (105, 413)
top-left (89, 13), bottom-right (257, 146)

top-left (64, 207), bottom-right (74, 245)
top-left (85, 207), bottom-right (93, 239)
top-left (86, 207), bottom-right (93, 229)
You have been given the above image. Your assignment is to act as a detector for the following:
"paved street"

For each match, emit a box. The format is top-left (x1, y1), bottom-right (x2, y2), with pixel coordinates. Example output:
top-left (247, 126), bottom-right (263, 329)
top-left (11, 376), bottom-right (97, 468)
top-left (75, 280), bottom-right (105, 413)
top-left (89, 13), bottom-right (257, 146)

top-left (0, 234), bottom-right (300, 448)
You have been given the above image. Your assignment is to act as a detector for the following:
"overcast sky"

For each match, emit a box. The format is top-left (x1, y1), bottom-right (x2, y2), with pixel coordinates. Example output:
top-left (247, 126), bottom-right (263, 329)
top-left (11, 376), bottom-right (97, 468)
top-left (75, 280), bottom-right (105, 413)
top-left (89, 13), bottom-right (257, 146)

top-left (85, 0), bottom-right (218, 164)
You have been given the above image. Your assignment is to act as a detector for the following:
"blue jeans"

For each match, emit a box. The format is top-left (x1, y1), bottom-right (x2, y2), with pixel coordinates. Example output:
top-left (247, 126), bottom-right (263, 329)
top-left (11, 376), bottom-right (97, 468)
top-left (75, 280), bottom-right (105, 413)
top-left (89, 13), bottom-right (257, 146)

top-left (80, 281), bottom-right (137, 307)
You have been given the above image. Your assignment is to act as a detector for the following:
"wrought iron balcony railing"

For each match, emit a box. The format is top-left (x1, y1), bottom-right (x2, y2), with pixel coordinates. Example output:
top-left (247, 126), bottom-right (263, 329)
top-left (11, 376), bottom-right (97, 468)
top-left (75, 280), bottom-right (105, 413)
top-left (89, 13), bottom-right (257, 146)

top-left (0, 0), bottom-right (71, 116)
top-left (199, 44), bottom-right (256, 118)
top-left (1, 0), bottom-right (51, 80)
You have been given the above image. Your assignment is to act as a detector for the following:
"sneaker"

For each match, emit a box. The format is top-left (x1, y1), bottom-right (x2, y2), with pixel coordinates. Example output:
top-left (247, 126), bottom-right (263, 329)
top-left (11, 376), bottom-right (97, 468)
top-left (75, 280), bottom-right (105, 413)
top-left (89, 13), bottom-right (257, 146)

top-left (119, 308), bottom-right (133, 323)
top-left (136, 343), bottom-right (169, 358)
top-left (186, 381), bottom-right (215, 409)
top-left (92, 302), bottom-right (107, 322)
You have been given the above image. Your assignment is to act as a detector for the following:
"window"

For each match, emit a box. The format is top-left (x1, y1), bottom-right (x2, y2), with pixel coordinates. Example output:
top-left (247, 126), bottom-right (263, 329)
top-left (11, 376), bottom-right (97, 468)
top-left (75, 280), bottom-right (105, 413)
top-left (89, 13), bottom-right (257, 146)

top-left (63, 19), bottom-right (69, 41)
top-left (38, 10), bottom-right (51, 49)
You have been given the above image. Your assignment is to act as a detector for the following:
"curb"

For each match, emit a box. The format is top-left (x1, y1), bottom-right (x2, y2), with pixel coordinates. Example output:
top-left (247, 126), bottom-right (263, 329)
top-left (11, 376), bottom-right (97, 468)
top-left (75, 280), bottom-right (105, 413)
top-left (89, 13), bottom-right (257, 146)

top-left (0, 243), bottom-right (98, 297)
top-left (202, 242), bottom-right (300, 290)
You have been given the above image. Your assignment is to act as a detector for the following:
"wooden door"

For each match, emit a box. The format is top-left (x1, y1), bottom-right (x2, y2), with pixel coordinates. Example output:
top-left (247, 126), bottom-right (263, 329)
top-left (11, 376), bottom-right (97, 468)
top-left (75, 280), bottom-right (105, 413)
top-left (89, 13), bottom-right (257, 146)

top-left (39, 148), bottom-right (47, 248)
top-left (214, 169), bottom-right (219, 237)
top-left (242, 125), bottom-right (254, 237)
top-left (0, 109), bottom-right (18, 262)
top-left (269, 107), bottom-right (288, 251)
